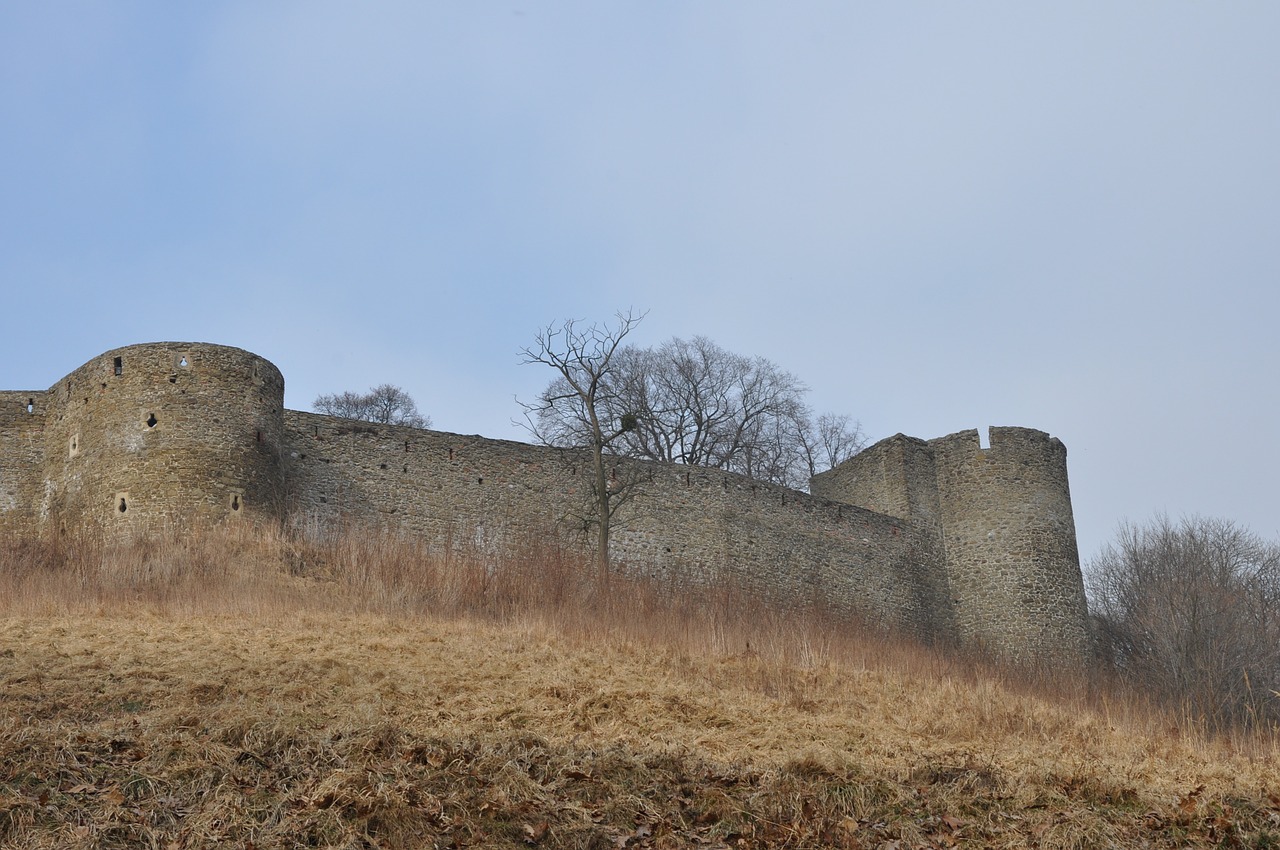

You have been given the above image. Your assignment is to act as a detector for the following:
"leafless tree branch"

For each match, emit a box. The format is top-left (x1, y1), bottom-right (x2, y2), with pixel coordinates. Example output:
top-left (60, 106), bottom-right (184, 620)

top-left (516, 309), bottom-right (647, 571)
top-left (314, 384), bottom-right (430, 429)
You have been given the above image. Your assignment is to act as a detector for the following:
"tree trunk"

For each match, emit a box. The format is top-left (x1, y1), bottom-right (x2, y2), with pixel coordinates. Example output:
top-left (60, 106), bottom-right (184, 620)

top-left (593, 440), bottom-right (610, 574)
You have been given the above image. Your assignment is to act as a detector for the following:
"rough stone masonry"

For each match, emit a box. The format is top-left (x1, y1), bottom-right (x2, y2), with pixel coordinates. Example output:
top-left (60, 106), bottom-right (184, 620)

top-left (0, 342), bottom-right (1092, 664)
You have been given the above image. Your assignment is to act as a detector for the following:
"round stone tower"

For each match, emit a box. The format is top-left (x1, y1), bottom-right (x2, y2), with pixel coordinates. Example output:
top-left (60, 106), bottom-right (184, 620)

top-left (929, 427), bottom-right (1091, 662)
top-left (41, 342), bottom-right (286, 536)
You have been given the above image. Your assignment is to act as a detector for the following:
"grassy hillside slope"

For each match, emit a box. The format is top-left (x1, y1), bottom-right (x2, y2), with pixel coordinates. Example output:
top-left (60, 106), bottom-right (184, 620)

top-left (1, 529), bottom-right (1277, 848)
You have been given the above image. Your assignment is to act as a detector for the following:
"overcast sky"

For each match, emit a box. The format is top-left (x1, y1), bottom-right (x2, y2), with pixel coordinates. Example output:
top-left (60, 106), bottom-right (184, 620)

top-left (2, 3), bottom-right (1277, 562)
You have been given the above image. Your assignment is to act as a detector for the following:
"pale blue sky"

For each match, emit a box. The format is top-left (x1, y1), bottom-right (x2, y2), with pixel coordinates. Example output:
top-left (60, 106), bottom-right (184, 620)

top-left (2, 3), bottom-right (1277, 560)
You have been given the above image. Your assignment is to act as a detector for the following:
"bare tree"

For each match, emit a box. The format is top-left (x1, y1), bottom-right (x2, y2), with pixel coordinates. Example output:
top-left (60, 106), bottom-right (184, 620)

top-left (518, 309), bottom-right (646, 571)
top-left (606, 336), bottom-right (744, 468)
top-left (602, 335), bottom-right (865, 489)
top-left (798, 412), bottom-right (866, 481)
top-left (1088, 515), bottom-right (1280, 730)
top-left (314, 384), bottom-right (430, 429)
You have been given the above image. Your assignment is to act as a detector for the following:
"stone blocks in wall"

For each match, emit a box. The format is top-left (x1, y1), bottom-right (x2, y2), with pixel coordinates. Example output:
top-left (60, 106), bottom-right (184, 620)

top-left (815, 426), bottom-right (1091, 662)
top-left (12, 343), bottom-right (285, 538)
top-left (0, 390), bottom-right (47, 538)
top-left (811, 433), bottom-right (942, 532)
top-left (927, 427), bottom-right (1091, 661)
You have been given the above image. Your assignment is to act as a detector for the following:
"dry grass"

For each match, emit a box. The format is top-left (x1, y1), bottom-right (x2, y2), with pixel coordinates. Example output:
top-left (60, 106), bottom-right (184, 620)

top-left (0, 526), bottom-right (1278, 849)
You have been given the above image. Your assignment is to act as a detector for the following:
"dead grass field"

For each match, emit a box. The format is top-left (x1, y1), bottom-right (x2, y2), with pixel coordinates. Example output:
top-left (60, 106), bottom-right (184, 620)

top-left (1, 527), bottom-right (1277, 848)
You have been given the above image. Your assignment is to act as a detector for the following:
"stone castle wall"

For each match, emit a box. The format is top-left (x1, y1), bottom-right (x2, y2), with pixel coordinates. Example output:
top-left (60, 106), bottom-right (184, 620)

top-left (0, 391), bottom-right (47, 534)
top-left (0, 343), bottom-right (1091, 663)
top-left (278, 410), bottom-right (951, 637)
top-left (811, 427), bottom-right (1090, 659)
top-left (811, 433), bottom-right (942, 533)
top-left (29, 343), bottom-right (286, 539)
top-left (930, 428), bottom-right (1091, 660)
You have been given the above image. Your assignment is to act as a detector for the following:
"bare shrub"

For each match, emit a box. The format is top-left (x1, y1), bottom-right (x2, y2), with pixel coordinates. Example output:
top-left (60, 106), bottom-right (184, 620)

top-left (1088, 515), bottom-right (1280, 732)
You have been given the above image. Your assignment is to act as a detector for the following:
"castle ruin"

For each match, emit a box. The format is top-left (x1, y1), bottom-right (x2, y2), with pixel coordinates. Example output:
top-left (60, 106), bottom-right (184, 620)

top-left (0, 342), bottom-right (1092, 663)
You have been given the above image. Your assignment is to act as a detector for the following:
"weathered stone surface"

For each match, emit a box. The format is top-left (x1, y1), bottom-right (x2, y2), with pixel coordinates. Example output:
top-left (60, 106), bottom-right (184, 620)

top-left (0, 343), bottom-right (1091, 664)
top-left (10, 343), bottom-right (285, 537)
top-left (812, 428), bottom-right (1091, 661)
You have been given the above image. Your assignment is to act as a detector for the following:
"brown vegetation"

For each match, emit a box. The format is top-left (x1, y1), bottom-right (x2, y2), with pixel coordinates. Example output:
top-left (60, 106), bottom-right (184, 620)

top-left (1089, 514), bottom-right (1280, 732)
top-left (1, 527), bottom-right (1278, 849)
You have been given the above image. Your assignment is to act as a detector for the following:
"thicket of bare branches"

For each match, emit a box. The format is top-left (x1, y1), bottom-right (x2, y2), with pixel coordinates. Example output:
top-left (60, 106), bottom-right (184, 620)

top-left (531, 331), bottom-right (864, 492)
top-left (614, 336), bottom-right (864, 489)
top-left (1088, 515), bottom-right (1280, 731)
top-left (313, 384), bottom-right (430, 429)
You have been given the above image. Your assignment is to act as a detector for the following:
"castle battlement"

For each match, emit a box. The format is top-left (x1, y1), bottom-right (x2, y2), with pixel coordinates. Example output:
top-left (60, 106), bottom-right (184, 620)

top-left (812, 426), bottom-right (1089, 657)
top-left (0, 343), bottom-right (1092, 663)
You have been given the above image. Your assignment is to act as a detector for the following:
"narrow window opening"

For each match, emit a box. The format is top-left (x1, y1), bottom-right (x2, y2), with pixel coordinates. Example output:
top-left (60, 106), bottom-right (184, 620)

top-left (256, 430), bottom-right (263, 444)
top-left (231, 494), bottom-right (241, 512)
top-left (979, 428), bottom-right (991, 450)
top-left (402, 465), bottom-right (407, 473)
top-left (179, 357), bottom-right (189, 368)
top-left (113, 357), bottom-right (123, 377)
top-left (118, 497), bottom-right (127, 513)
top-left (477, 477), bottom-right (484, 484)
top-left (26, 399), bottom-right (33, 414)
top-left (404, 440), bottom-right (411, 452)
top-left (146, 413), bottom-right (157, 428)
top-left (448, 447), bottom-right (453, 461)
